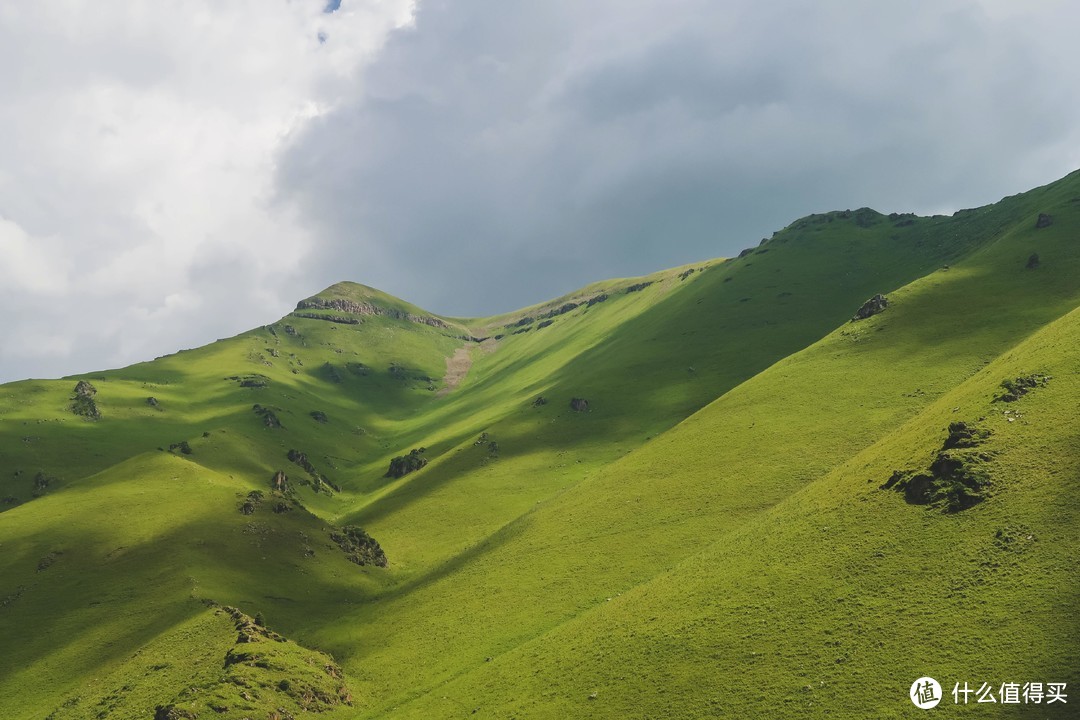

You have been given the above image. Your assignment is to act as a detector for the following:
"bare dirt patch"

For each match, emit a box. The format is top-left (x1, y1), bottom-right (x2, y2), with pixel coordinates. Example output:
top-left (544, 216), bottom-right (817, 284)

top-left (436, 346), bottom-right (473, 397)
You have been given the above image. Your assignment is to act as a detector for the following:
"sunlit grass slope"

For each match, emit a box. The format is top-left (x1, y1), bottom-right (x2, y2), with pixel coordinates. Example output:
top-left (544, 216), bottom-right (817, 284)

top-left (340, 172), bottom-right (1080, 717)
top-left (0, 169), bottom-right (1077, 718)
top-left (399, 303), bottom-right (1080, 719)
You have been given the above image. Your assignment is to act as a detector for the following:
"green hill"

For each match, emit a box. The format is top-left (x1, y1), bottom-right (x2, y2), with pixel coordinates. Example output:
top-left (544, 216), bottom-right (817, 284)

top-left (1, 170), bottom-right (1077, 719)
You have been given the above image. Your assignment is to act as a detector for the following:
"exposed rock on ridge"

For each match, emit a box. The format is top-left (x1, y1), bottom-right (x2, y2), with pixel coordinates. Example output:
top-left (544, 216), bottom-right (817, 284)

top-left (295, 297), bottom-right (450, 329)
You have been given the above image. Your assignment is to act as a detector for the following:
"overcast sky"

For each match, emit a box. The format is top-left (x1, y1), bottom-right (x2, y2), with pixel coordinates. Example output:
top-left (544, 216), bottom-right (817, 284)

top-left (2, 0), bottom-right (1079, 383)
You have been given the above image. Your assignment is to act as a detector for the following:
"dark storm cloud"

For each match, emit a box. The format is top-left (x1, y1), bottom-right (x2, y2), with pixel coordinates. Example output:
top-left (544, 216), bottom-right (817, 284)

top-left (279, 0), bottom-right (1080, 317)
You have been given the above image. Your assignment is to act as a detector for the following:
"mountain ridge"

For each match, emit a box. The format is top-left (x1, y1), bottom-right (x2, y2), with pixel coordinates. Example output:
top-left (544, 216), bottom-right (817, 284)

top-left (1, 167), bottom-right (1077, 718)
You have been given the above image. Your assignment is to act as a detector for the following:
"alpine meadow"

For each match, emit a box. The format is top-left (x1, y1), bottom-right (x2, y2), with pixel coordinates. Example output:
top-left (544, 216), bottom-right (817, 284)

top-left (1, 169), bottom-right (1078, 719)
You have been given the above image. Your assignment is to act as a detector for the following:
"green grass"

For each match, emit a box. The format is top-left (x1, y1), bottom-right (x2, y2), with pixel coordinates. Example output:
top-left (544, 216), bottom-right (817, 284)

top-left (0, 169), bottom-right (1078, 718)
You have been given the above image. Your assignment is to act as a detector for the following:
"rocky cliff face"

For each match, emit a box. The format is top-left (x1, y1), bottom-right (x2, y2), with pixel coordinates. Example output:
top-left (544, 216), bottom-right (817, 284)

top-left (294, 297), bottom-right (450, 329)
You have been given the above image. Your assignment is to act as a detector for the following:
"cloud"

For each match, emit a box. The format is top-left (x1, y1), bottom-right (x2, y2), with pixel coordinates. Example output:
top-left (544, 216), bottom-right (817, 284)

top-left (280, 0), bottom-right (1080, 318)
top-left (0, 0), bottom-right (414, 382)
top-left (2, 0), bottom-right (1079, 382)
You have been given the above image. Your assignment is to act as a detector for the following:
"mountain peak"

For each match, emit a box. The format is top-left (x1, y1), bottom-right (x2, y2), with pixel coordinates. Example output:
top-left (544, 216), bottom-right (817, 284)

top-left (295, 281), bottom-right (458, 331)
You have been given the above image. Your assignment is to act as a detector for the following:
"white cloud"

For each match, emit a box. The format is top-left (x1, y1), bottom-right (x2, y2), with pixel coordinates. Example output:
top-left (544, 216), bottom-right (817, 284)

top-left (279, 0), bottom-right (1080, 318)
top-left (0, 0), bottom-right (414, 381)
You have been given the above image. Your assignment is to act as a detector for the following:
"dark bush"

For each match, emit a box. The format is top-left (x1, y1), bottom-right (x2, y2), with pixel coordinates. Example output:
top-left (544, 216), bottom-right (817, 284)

top-left (168, 441), bottom-right (192, 455)
top-left (32, 471), bottom-right (57, 498)
top-left (321, 362), bottom-right (343, 383)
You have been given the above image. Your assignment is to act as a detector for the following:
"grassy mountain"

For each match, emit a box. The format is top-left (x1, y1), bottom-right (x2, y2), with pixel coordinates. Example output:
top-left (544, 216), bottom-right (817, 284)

top-left (1, 170), bottom-right (1077, 719)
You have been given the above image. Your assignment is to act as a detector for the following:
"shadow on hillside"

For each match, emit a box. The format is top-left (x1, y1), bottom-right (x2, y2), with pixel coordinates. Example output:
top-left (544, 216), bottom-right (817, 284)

top-left (342, 218), bottom-right (997, 528)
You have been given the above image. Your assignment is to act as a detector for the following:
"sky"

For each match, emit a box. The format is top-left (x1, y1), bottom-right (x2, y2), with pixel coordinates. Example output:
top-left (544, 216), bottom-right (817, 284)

top-left (1, 0), bottom-right (1079, 383)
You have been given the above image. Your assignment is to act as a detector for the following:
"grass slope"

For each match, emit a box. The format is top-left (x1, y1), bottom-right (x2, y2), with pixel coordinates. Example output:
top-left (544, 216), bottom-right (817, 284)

top-left (404, 303), bottom-right (1079, 719)
top-left (340, 173), bottom-right (1080, 717)
top-left (0, 169), bottom-right (1076, 718)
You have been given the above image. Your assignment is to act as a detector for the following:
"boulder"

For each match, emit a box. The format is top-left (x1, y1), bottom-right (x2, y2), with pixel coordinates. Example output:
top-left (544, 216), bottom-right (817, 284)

top-left (569, 397), bottom-right (589, 412)
top-left (1035, 213), bottom-right (1053, 228)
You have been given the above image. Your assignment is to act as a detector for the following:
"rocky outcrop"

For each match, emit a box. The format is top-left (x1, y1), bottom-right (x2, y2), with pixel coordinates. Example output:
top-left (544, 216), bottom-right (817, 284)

top-left (881, 421), bottom-right (992, 512)
top-left (70, 380), bottom-right (101, 420)
top-left (252, 404), bottom-right (282, 428)
top-left (626, 281), bottom-right (654, 293)
top-left (240, 490), bottom-right (264, 515)
top-left (287, 450), bottom-right (335, 491)
top-left (1026, 253), bottom-right (1040, 269)
top-left (994, 374), bottom-right (1050, 402)
top-left (228, 374), bottom-right (269, 388)
top-left (570, 397), bottom-right (589, 412)
top-left (295, 297), bottom-right (450, 329)
top-left (851, 294), bottom-right (888, 321)
top-left (385, 448), bottom-right (428, 478)
top-left (293, 312), bottom-right (361, 325)
top-left (540, 302), bottom-right (579, 320)
top-left (1035, 213), bottom-right (1053, 228)
top-left (330, 526), bottom-right (388, 567)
